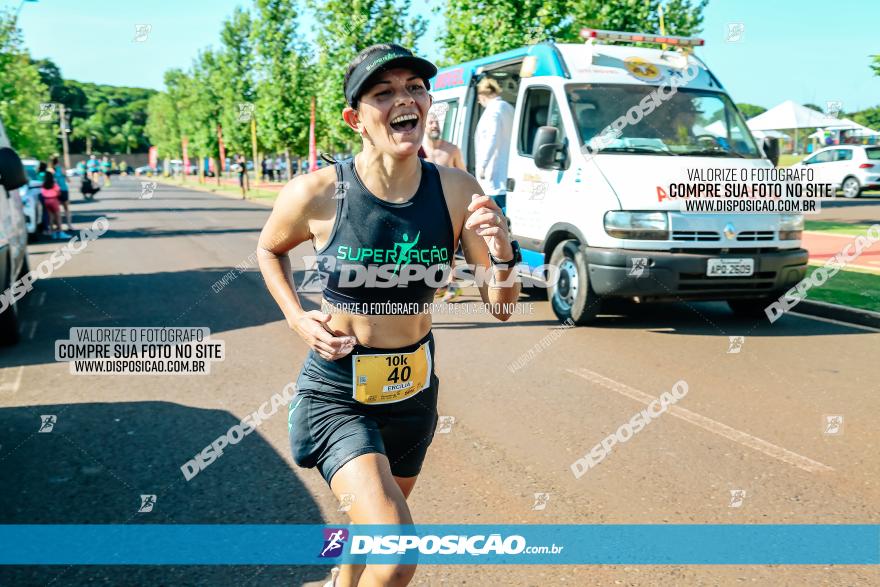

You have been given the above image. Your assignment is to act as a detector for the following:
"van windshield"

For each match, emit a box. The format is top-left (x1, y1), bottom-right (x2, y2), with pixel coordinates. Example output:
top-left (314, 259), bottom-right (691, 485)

top-left (567, 84), bottom-right (762, 158)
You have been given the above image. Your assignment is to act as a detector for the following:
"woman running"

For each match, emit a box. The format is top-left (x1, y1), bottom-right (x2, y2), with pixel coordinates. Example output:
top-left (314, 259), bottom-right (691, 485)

top-left (258, 44), bottom-right (521, 587)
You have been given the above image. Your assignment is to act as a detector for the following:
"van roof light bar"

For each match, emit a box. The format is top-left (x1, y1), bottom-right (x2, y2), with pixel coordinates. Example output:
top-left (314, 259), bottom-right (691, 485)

top-left (580, 28), bottom-right (704, 47)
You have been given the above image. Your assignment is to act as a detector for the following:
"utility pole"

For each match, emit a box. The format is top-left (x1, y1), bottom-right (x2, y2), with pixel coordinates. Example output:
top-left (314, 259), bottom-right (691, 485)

top-left (250, 117), bottom-right (259, 184)
top-left (58, 103), bottom-right (71, 170)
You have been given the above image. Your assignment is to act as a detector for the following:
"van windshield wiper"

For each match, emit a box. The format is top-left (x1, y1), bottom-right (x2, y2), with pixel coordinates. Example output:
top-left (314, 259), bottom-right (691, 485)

top-left (678, 148), bottom-right (746, 158)
top-left (595, 146), bottom-right (675, 155)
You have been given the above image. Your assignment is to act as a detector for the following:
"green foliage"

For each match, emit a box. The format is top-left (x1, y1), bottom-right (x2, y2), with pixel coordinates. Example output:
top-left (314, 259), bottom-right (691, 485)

top-left (30, 54), bottom-right (156, 154)
top-left (145, 91), bottom-right (180, 159)
top-left (440, 0), bottom-right (709, 63)
top-left (216, 7), bottom-right (256, 154)
top-left (111, 120), bottom-right (139, 154)
top-left (253, 0), bottom-right (311, 157)
top-left (871, 54), bottom-right (880, 77)
top-left (736, 103), bottom-right (767, 119)
top-left (848, 106), bottom-right (880, 131)
top-left (0, 11), bottom-right (55, 158)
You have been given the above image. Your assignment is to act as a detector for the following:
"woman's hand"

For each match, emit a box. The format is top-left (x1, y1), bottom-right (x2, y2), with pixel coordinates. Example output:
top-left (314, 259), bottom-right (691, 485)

top-left (290, 311), bottom-right (356, 361)
top-left (465, 194), bottom-right (513, 261)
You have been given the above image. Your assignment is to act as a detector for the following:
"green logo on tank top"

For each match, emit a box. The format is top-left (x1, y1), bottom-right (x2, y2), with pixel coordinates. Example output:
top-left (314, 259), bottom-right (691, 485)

top-left (336, 231), bottom-right (449, 274)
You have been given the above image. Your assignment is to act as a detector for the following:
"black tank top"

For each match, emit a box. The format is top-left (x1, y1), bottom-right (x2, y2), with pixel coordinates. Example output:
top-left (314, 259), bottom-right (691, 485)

top-left (315, 157), bottom-right (455, 314)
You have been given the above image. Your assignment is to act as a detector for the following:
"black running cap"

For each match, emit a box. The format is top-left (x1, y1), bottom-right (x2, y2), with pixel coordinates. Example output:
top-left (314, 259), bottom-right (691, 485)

top-left (344, 44), bottom-right (437, 107)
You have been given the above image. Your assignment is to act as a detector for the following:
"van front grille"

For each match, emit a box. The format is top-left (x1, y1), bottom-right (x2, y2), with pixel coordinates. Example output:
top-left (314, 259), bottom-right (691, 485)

top-left (672, 231), bottom-right (720, 242)
top-left (737, 231), bottom-right (775, 241)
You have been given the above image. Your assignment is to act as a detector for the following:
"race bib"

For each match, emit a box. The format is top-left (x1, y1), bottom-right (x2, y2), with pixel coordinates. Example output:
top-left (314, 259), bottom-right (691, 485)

top-left (352, 342), bottom-right (432, 405)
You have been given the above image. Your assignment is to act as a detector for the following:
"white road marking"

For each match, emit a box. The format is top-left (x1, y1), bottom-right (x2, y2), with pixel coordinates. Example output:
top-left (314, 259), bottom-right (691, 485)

top-left (567, 367), bottom-right (834, 474)
top-left (0, 366), bottom-right (24, 393)
top-left (790, 312), bottom-right (880, 332)
top-left (37, 292), bottom-right (46, 306)
top-left (26, 320), bottom-right (37, 340)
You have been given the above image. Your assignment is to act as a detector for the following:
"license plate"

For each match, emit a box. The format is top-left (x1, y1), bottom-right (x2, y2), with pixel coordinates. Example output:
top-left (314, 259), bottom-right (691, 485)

top-left (707, 258), bottom-right (754, 277)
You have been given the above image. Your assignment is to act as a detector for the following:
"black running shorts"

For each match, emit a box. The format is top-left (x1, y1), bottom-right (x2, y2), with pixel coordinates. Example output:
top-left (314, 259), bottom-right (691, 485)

top-left (288, 331), bottom-right (439, 484)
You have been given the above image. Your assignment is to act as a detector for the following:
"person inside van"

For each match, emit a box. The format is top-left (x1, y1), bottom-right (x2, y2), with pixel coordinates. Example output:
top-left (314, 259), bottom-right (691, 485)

top-left (474, 77), bottom-right (514, 213)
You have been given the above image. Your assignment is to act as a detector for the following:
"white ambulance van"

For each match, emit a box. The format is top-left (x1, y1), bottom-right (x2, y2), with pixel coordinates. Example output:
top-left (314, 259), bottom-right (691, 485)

top-left (429, 29), bottom-right (807, 324)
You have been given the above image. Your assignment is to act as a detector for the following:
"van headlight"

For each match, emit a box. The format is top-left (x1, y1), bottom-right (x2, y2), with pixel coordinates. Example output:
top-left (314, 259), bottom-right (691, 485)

top-left (604, 211), bottom-right (669, 240)
top-left (778, 214), bottom-right (803, 240)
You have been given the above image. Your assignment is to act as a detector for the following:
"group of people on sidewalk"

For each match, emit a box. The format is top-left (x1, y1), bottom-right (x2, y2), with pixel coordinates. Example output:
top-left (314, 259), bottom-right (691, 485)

top-left (36, 157), bottom-right (74, 240)
top-left (35, 155), bottom-right (106, 240)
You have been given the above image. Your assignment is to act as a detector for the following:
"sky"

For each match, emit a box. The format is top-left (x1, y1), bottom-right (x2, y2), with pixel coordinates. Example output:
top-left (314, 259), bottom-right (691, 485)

top-left (7, 0), bottom-right (880, 113)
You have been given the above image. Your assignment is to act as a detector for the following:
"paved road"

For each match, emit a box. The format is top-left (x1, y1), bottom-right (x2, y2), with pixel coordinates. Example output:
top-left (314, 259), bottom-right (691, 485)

top-left (813, 193), bottom-right (880, 224)
top-left (1, 177), bottom-right (877, 586)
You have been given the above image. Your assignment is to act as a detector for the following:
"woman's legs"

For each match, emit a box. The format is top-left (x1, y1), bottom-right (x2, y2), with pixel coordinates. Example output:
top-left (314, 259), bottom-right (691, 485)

top-left (62, 201), bottom-right (72, 231)
top-left (49, 208), bottom-right (62, 235)
top-left (330, 453), bottom-right (419, 587)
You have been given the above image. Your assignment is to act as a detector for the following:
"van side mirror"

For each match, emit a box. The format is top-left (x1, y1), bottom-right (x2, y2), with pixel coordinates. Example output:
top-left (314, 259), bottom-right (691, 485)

top-left (762, 138), bottom-right (780, 167)
top-left (533, 126), bottom-right (567, 170)
top-left (0, 147), bottom-right (28, 192)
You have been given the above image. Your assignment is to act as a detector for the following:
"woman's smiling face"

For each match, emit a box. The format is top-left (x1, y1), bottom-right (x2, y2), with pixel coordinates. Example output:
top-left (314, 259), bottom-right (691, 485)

top-left (355, 67), bottom-right (432, 156)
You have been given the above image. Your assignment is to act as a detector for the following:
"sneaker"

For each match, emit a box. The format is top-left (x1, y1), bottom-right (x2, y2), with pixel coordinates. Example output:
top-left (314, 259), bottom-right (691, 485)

top-left (441, 282), bottom-right (462, 303)
top-left (57, 231), bottom-right (72, 239)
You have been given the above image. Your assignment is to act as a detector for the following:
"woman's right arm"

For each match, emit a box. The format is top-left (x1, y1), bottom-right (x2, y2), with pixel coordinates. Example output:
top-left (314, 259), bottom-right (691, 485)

top-left (257, 175), bottom-right (355, 360)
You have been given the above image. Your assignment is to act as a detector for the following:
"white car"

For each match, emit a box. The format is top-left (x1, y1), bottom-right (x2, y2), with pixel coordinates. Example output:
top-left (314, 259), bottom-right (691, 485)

top-left (0, 117), bottom-right (32, 344)
top-left (19, 158), bottom-right (45, 238)
top-left (797, 145), bottom-right (880, 198)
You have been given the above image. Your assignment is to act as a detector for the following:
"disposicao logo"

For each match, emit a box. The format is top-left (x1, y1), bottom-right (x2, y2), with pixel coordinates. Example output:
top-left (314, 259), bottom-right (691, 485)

top-left (319, 528), bottom-right (349, 558)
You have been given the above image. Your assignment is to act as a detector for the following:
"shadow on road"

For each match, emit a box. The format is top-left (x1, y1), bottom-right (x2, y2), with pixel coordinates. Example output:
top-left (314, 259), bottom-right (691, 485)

top-left (0, 268), bottom-right (322, 369)
top-left (0, 401), bottom-right (327, 585)
top-left (586, 300), bottom-right (872, 336)
top-left (426, 292), bottom-right (872, 337)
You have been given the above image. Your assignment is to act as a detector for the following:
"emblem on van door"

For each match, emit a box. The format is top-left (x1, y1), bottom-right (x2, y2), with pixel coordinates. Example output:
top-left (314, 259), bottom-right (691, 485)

top-left (723, 223), bottom-right (736, 240)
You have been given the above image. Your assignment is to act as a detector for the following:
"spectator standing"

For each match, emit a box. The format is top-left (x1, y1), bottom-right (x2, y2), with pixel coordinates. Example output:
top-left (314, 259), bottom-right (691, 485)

top-left (474, 78), bottom-right (514, 213)
top-left (52, 156), bottom-right (73, 232)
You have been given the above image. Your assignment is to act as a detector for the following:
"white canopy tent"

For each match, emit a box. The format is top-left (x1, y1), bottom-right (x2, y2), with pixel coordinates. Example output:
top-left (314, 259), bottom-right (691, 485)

top-left (808, 118), bottom-right (880, 139)
top-left (704, 121), bottom-right (789, 140)
top-left (746, 100), bottom-right (849, 153)
top-left (751, 129), bottom-right (790, 140)
top-left (746, 100), bottom-right (848, 131)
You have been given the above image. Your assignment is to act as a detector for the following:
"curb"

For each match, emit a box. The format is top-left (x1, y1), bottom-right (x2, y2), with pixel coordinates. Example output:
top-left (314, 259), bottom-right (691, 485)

top-left (794, 300), bottom-right (880, 329)
top-left (151, 177), bottom-right (275, 207)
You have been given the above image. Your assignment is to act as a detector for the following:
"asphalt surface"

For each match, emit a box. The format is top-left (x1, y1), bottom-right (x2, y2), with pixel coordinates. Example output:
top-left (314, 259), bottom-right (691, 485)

top-left (1, 177), bottom-right (877, 586)
top-left (811, 192), bottom-right (880, 224)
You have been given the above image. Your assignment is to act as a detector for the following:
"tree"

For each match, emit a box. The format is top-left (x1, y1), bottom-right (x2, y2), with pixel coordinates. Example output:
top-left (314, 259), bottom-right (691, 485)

top-left (736, 103), bottom-right (766, 119)
top-left (871, 54), bottom-right (880, 77)
top-left (440, 0), bottom-right (709, 64)
top-left (71, 114), bottom-right (105, 154)
top-left (849, 106), bottom-right (880, 131)
top-left (216, 7), bottom-right (256, 155)
top-left (145, 91), bottom-right (181, 159)
top-left (0, 10), bottom-right (55, 157)
top-left (111, 120), bottom-right (139, 154)
top-left (253, 0), bottom-right (313, 173)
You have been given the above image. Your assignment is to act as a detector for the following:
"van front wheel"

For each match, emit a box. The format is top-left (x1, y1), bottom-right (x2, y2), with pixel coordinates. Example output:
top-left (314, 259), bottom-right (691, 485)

top-left (548, 240), bottom-right (600, 325)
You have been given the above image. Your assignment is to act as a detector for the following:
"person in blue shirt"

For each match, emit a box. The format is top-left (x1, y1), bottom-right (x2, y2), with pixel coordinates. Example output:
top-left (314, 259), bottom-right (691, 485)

top-left (52, 156), bottom-right (73, 232)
